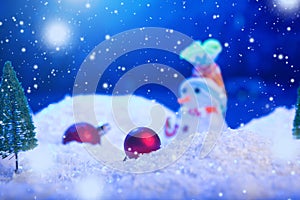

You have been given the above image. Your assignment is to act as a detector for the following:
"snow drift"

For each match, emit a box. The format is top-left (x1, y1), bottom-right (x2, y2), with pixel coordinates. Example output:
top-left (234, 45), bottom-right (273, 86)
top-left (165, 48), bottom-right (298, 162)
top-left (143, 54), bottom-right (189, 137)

top-left (0, 95), bottom-right (299, 199)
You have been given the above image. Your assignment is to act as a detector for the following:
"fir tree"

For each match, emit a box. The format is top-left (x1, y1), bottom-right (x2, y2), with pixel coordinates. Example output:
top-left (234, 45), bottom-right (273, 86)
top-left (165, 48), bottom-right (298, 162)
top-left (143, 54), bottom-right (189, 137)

top-left (0, 61), bottom-right (37, 173)
top-left (293, 86), bottom-right (300, 139)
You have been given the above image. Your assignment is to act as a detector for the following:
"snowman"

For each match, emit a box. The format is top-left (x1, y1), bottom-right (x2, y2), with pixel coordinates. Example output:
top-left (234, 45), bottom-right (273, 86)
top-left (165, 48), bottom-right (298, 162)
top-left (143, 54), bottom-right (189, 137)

top-left (165, 39), bottom-right (227, 138)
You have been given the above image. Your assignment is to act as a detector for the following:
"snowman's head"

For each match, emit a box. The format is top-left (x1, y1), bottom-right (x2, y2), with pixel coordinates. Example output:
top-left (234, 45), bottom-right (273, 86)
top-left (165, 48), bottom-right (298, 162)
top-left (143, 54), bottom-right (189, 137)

top-left (178, 77), bottom-right (227, 115)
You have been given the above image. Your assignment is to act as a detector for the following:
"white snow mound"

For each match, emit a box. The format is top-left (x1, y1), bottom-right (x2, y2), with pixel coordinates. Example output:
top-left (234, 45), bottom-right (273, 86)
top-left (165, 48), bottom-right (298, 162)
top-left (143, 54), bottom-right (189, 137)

top-left (0, 95), bottom-right (299, 200)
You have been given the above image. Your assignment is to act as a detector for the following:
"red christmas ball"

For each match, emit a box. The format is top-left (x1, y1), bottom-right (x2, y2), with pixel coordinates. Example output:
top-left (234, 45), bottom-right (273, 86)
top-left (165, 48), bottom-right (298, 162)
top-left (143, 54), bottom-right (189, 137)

top-left (63, 122), bottom-right (100, 145)
top-left (124, 127), bottom-right (161, 159)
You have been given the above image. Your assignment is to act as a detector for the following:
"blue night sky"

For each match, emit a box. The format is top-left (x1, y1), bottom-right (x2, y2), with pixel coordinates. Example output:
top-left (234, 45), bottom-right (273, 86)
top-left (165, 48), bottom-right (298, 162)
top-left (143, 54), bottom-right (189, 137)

top-left (0, 0), bottom-right (299, 128)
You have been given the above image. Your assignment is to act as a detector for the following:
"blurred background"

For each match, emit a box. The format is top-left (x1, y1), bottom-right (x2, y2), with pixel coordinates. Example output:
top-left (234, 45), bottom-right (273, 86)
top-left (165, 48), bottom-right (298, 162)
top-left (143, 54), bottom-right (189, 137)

top-left (0, 0), bottom-right (299, 128)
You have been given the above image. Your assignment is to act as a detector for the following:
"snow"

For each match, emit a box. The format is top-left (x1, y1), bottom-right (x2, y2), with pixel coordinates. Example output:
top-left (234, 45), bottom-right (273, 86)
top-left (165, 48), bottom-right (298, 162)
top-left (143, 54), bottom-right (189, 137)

top-left (0, 95), bottom-right (300, 199)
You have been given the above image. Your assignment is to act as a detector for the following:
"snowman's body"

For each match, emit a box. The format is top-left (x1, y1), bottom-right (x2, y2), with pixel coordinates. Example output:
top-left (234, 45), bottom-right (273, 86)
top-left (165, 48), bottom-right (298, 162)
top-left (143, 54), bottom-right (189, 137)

top-left (179, 77), bottom-right (227, 116)
top-left (165, 77), bottom-right (227, 137)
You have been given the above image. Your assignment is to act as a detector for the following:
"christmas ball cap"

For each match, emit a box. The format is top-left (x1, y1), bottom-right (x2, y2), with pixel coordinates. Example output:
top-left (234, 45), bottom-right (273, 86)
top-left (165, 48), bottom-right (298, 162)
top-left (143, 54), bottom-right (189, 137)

top-left (96, 122), bottom-right (111, 136)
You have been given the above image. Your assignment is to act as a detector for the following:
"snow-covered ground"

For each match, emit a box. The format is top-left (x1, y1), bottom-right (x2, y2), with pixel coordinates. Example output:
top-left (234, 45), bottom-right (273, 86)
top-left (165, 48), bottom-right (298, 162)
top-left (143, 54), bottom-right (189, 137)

top-left (0, 95), bottom-right (300, 199)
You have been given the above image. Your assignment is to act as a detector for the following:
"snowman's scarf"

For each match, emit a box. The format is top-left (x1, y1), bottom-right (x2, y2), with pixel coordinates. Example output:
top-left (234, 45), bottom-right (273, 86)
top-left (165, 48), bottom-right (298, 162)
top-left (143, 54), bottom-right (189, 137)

top-left (188, 106), bottom-right (218, 117)
top-left (192, 63), bottom-right (225, 90)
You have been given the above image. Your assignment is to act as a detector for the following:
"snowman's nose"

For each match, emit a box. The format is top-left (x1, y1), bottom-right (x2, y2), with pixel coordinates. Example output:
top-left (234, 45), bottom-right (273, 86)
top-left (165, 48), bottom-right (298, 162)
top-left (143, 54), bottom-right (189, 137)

top-left (178, 96), bottom-right (191, 104)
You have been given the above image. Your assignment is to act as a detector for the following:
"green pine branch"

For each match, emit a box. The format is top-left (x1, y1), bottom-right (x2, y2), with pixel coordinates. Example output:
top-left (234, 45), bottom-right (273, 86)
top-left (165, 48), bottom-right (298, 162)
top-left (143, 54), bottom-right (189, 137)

top-left (0, 61), bottom-right (38, 172)
top-left (293, 86), bottom-right (300, 139)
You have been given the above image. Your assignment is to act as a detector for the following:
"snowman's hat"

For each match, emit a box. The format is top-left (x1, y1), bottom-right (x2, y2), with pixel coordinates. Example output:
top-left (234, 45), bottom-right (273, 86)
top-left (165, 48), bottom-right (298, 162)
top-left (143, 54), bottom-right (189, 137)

top-left (180, 39), bottom-right (227, 115)
top-left (180, 39), bottom-right (225, 89)
top-left (180, 39), bottom-right (222, 66)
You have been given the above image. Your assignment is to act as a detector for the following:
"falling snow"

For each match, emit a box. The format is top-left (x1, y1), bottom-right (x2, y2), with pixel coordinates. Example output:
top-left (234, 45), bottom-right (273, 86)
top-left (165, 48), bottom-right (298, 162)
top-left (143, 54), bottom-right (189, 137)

top-left (0, 1), bottom-right (299, 198)
top-left (102, 83), bottom-right (108, 89)
top-left (105, 35), bottom-right (111, 40)
top-left (0, 1), bottom-right (297, 124)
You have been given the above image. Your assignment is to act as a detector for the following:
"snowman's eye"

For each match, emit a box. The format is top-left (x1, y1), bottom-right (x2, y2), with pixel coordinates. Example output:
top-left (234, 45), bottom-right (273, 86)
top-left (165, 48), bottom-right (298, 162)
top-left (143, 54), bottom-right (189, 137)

top-left (194, 88), bottom-right (200, 94)
top-left (182, 88), bottom-right (187, 93)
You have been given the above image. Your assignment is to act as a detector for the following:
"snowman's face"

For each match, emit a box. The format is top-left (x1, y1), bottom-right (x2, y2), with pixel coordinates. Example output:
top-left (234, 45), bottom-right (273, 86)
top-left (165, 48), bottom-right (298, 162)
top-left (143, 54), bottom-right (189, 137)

top-left (178, 79), bottom-right (213, 109)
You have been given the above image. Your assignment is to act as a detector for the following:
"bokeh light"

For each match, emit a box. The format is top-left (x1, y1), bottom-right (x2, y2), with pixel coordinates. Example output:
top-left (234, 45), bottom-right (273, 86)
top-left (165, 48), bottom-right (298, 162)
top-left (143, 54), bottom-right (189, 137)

top-left (43, 21), bottom-right (70, 48)
top-left (276, 0), bottom-right (300, 11)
